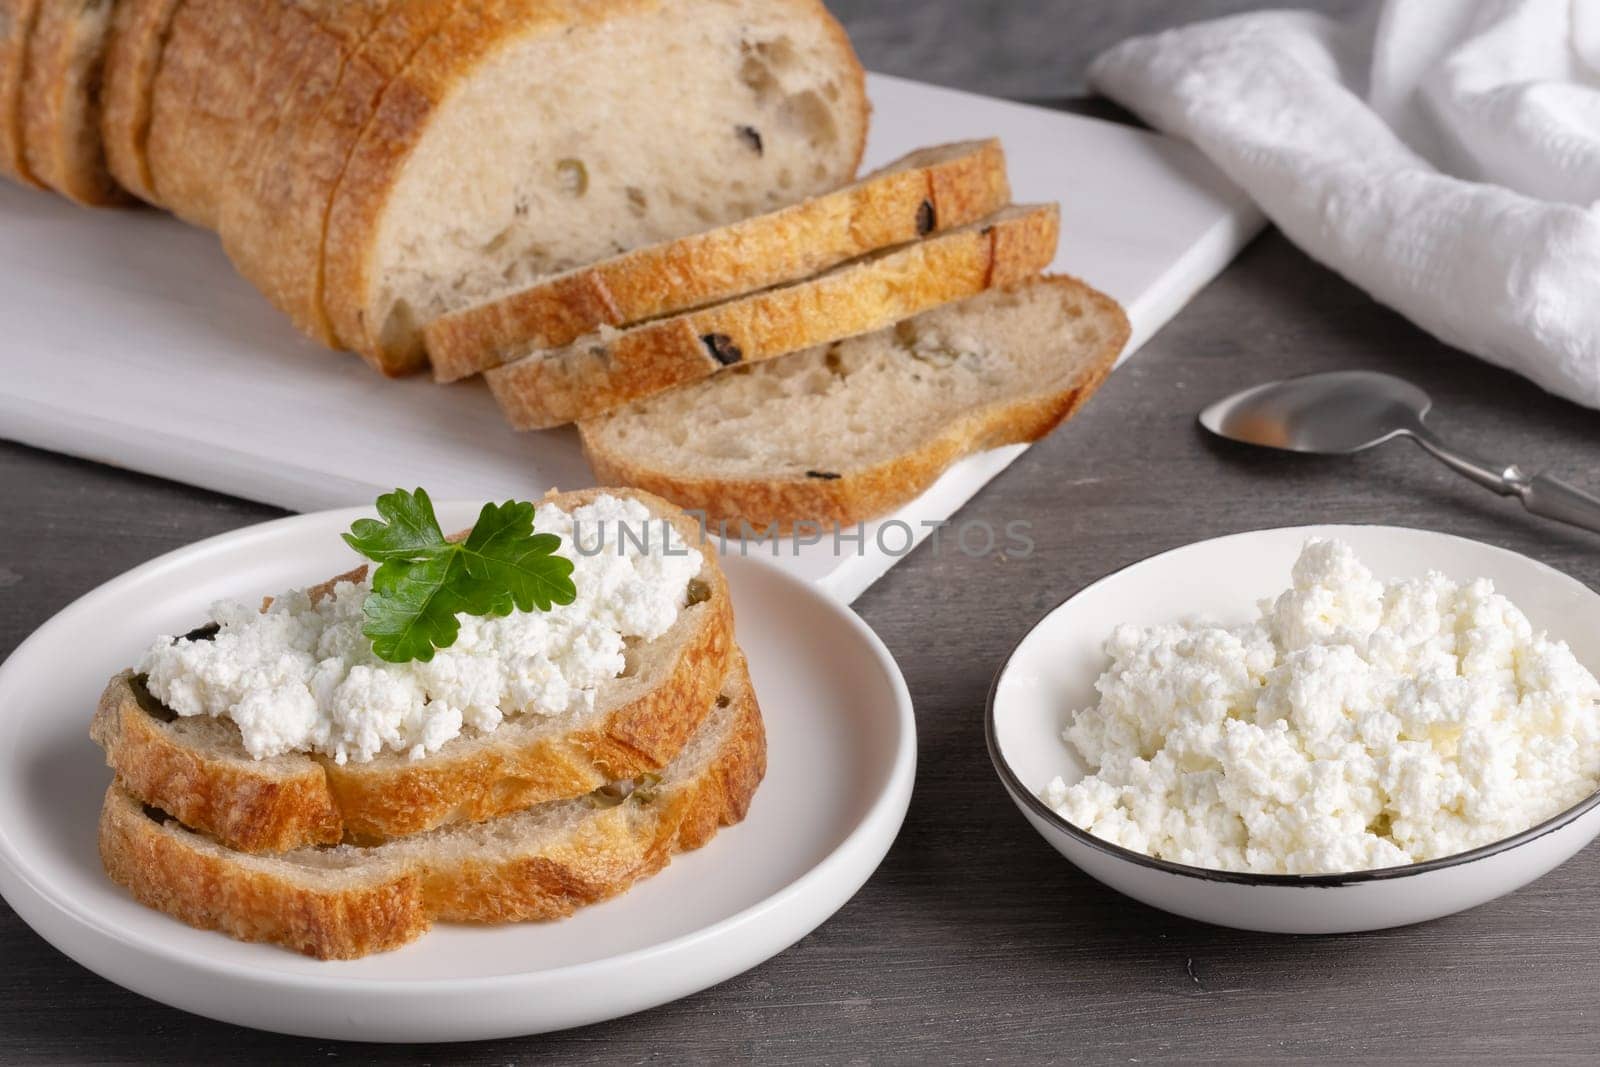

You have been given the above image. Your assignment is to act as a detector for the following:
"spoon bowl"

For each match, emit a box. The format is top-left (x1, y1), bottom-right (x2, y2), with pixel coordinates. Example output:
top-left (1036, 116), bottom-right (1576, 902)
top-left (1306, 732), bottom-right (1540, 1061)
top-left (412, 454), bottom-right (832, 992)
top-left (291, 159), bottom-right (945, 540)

top-left (1198, 370), bottom-right (1432, 454)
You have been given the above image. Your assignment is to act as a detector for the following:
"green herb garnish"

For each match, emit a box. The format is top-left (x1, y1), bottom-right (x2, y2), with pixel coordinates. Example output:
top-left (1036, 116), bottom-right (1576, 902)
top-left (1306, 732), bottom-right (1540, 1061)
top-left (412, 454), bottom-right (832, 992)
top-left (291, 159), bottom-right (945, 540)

top-left (342, 488), bottom-right (576, 663)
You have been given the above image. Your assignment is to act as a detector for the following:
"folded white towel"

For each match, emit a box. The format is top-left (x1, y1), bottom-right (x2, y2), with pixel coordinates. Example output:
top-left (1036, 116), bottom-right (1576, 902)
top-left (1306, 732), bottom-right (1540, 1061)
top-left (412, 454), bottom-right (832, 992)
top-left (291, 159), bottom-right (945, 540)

top-left (1091, 0), bottom-right (1600, 409)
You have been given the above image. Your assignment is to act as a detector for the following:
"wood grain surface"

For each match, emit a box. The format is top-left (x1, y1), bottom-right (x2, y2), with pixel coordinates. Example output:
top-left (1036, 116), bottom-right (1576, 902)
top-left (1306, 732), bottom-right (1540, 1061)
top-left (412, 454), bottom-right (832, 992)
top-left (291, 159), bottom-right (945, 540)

top-left (3, 1), bottom-right (1599, 1062)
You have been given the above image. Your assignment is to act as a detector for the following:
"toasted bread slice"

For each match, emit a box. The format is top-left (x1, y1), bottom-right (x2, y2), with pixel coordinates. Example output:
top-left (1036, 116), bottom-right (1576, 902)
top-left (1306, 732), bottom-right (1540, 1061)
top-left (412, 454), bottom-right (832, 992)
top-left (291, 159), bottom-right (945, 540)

top-left (0, 0), bottom-right (43, 187)
top-left (100, 652), bottom-right (765, 959)
top-left (486, 203), bottom-right (1060, 429)
top-left (323, 0), bottom-right (867, 375)
top-left (19, 0), bottom-right (124, 205)
top-left (580, 274), bottom-right (1130, 531)
top-left (98, 0), bottom-right (180, 204)
top-left (423, 140), bottom-right (1012, 383)
top-left (91, 488), bottom-right (735, 854)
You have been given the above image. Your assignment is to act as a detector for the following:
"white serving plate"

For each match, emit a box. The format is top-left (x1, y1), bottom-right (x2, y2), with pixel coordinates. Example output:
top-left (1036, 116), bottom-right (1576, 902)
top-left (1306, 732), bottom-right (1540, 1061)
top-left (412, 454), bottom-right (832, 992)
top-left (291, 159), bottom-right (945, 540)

top-left (988, 525), bottom-right (1600, 934)
top-left (0, 504), bottom-right (917, 1042)
top-left (0, 71), bottom-right (1261, 603)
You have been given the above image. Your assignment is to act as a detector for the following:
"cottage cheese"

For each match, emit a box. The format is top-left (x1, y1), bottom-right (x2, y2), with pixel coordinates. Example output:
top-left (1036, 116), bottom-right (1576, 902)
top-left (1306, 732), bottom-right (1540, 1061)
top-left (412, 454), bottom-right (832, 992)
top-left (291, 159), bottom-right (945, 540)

top-left (1044, 539), bottom-right (1600, 874)
top-left (139, 495), bottom-right (703, 764)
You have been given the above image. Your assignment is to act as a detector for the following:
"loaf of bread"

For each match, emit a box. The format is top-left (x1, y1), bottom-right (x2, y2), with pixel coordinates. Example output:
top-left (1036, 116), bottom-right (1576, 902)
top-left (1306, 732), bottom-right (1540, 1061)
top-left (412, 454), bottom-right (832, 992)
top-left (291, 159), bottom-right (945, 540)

top-left (164, 0), bottom-right (868, 373)
top-left (580, 275), bottom-right (1130, 530)
top-left (4, 0), bottom-right (869, 375)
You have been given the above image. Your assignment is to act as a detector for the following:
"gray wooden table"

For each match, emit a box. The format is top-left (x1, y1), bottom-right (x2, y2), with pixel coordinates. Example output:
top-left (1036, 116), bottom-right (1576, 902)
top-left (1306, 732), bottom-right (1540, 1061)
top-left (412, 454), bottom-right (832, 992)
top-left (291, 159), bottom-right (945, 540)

top-left (5, 2), bottom-right (1599, 1062)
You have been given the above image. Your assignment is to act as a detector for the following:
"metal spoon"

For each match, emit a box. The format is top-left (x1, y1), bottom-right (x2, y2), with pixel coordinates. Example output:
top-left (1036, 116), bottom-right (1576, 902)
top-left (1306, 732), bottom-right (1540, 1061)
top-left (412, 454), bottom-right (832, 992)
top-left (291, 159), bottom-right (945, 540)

top-left (1199, 370), bottom-right (1600, 536)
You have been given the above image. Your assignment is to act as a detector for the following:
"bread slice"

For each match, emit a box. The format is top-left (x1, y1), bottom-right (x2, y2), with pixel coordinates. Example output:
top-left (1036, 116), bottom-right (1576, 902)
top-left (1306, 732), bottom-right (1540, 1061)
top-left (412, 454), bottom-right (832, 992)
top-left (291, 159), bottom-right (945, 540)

top-left (423, 139), bottom-right (1012, 383)
top-left (18, 0), bottom-right (124, 205)
top-left (217, 1), bottom-right (459, 347)
top-left (98, 0), bottom-right (181, 205)
top-left (99, 652), bottom-right (765, 959)
top-left (91, 488), bottom-right (735, 854)
top-left (0, 0), bottom-right (43, 187)
top-left (321, 0), bottom-right (868, 375)
top-left (487, 203), bottom-right (1060, 430)
top-left (580, 274), bottom-right (1130, 531)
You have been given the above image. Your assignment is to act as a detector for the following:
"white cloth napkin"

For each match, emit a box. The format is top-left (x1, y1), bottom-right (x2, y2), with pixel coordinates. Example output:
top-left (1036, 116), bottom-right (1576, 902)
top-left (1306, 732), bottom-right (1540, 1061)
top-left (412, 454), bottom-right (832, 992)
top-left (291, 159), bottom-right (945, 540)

top-left (1090, 0), bottom-right (1600, 409)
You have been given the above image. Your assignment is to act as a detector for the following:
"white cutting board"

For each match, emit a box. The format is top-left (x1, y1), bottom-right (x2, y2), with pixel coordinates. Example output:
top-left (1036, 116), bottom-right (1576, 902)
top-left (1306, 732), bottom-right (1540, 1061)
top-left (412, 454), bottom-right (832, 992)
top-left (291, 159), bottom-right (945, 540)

top-left (0, 73), bottom-right (1260, 602)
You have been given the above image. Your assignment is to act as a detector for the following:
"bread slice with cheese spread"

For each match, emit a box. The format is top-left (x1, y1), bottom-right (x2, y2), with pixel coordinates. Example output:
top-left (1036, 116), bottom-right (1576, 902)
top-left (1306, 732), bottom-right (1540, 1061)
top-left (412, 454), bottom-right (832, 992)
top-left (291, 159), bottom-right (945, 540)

top-left (18, 0), bottom-right (124, 205)
top-left (91, 488), bottom-right (734, 854)
top-left (580, 274), bottom-right (1130, 531)
top-left (423, 139), bottom-right (1012, 383)
top-left (99, 653), bottom-right (765, 959)
top-left (486, 203), bottom-right (1061, 429)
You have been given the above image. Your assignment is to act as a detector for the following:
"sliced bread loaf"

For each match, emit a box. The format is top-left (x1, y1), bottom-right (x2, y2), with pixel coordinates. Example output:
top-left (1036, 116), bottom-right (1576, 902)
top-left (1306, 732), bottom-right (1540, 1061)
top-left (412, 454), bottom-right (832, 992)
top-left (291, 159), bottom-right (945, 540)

top-left (98, 0), bottom-right (181, 205)
top-left (91, 488), bottom-right (735, 853)
top-left (99, 652), bottom-right (765, 959)
top-left (320, 0), bottom-right (868, 375)
top-left (580, 274), bottom-right (1131, 531)
top-left (423, 139), bottom-right (1012, 383)
top-left (487, 203), bottom-right (1061, 429)
top-left (0, 0), bottom-right (42, 187)
top-left (19, 0), bottom-right (124, 205)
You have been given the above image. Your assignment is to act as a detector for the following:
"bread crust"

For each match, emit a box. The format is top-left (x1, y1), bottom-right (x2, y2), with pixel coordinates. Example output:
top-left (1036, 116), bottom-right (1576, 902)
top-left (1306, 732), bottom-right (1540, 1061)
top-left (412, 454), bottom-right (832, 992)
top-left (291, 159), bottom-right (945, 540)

top-left (579, 275), bottom-right (1131, 531)
top-left (325, 0), bottom-right (869, 376)
top-left (216, 1), bottom-right (401, 344)
top-left (98, 657), bottom-right (765, 959)
top-left (219, 0), bottom-right (457, 346)
top-left (0, 0), bottom-right (44, 187)
top-left (92, 488), bottom-right (736, 853)
top-left (92, 671), bottom-right (348, 853)
top-left (146, 0), bottom-right (317, 227)
top-left (488, 204), bottom-right (1061, 429)
top-left (423, 139), bottom-right (1008, 382)
top-left (98, 0), bottom-right (180, 204)
top-left (19, 0), bottom-right (125, 205)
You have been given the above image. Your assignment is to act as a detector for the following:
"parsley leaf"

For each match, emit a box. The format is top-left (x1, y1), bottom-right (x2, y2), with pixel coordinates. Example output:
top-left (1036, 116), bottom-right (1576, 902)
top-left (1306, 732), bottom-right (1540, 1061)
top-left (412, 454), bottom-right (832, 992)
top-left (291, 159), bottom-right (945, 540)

top-left (342, 489), bottom-right (577, 663)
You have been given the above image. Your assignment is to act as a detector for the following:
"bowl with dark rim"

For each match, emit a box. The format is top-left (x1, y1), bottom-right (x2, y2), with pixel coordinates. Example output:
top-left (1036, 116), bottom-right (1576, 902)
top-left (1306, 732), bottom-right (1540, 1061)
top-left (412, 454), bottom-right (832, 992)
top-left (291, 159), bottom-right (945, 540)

top-left (986, 524), bottom-right (1600, 932)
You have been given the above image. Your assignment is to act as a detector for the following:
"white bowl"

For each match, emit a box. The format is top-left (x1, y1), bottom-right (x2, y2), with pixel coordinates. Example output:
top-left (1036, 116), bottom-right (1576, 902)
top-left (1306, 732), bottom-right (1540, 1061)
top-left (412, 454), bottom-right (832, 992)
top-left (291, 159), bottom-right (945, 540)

top-left (987, 525), bottom-right (1600, 934)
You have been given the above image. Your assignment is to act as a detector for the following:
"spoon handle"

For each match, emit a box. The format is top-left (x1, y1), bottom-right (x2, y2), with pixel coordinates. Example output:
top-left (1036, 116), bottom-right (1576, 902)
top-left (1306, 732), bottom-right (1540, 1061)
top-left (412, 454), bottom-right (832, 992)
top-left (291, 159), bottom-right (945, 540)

top-left (1409, 430), bottom-right (1600, 536)
top-left (1518, 474), bottom-right (1600, 535)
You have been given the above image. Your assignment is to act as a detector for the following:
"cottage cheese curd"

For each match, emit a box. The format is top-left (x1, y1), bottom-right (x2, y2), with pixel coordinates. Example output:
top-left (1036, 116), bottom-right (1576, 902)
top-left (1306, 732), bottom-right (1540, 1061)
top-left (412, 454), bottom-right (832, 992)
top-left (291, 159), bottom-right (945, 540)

top-left (139, 495), bottom-right (703, 764)
top-left (1044, 539), bottom-right (1600, 874)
